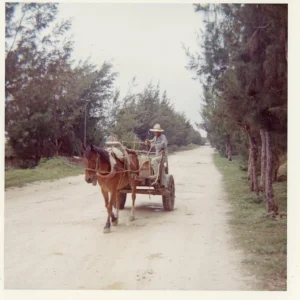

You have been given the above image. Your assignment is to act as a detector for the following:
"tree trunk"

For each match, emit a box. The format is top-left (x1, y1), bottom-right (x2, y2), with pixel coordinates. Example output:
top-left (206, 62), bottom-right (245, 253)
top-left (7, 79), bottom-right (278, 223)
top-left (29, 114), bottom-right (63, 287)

top-left (273, 165), bottom-right (279, 182)
top-left (260, 129), bottom-right (267, 192)
top-left (54, 139), bottom-right (62, 156)
top-left (251, 138), bottom-right (259, 195)
top-left (265, 131), bottom-right (279, 216)
top-left (247, 147), bottom-right (252, 182)
top-left (272, 151), bottom-right (280, 182)
top-left (226, 134), bottom-right (232, 161)
top-left (280, 27), bottom-right (287, 61)
top-left (246, 125), bottom-right (259, 195)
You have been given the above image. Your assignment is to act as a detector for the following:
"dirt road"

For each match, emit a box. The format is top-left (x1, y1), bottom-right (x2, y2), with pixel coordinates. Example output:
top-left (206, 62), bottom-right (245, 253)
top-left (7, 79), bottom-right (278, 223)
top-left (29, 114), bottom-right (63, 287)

top-left (5, 146), bottom-right (252, 290)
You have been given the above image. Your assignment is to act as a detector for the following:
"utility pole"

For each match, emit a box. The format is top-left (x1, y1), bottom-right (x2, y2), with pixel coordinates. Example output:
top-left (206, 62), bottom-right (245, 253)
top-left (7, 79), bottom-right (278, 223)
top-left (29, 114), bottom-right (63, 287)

top-left (84, 102), bottom-right (87, 146)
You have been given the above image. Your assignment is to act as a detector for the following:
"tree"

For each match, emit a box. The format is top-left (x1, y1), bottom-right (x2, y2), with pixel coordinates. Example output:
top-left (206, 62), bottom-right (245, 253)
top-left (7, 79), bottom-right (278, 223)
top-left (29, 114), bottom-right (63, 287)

top-left (5, 3), bottom-right (119, 159)
top-left (5, 3), bottom-right (73, 160)
top-left (186, 4), bottom-right (287, 215)
top-left (113, 82), bottom-right (202, 148)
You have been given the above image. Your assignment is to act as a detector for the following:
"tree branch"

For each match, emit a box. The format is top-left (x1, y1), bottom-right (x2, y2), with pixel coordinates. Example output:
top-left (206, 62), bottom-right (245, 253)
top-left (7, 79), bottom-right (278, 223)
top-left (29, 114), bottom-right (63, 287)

top-left (252, 21), bottom-right (272, 29)
top-left (6, 4), bottom-right (27, 58)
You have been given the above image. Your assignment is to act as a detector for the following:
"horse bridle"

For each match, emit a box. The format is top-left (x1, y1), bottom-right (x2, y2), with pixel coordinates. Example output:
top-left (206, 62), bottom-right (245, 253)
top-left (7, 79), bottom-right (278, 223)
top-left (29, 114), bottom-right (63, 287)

top-left (85, 153), bottom-right (118, 179)
top-left (85, 154), bottom-right (100, 173)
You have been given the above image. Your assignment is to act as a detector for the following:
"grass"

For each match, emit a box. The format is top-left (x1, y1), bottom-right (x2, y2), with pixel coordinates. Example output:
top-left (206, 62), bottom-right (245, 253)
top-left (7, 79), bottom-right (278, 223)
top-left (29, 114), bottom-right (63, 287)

top-left (213, 152), bottom-right (287, 291)
top-left (5, 156), bottom-right (84, 189)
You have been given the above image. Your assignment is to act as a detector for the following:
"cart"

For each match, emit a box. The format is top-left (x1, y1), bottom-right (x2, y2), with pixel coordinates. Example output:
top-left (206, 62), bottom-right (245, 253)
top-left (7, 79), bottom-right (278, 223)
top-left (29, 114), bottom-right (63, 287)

top-left (105, 141), bottom-right (175, 211)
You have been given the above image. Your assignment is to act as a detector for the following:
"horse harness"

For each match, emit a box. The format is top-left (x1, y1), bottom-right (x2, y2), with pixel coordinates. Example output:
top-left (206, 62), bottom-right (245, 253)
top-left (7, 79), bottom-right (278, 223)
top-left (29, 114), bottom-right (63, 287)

top-left (85, 150), bottom-right (139, 186)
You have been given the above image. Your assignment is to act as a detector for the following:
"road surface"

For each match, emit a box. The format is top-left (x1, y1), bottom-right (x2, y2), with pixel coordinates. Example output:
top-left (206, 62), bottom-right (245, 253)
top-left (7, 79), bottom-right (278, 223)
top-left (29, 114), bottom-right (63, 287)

top-left (5, 146), bottom-right (253, 290)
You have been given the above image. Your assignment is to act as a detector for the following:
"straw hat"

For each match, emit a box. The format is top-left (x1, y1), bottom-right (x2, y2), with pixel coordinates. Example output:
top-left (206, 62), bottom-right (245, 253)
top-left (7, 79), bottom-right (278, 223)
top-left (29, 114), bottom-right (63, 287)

top-left (150, 123), bottom-right (164, 132)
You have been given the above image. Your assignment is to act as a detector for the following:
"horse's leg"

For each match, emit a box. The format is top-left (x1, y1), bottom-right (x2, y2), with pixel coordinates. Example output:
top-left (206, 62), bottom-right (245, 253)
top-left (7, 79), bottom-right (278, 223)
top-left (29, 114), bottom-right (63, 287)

top-left (114, 191), bottom-right (121, 224)
top-left (130, 183), bottom-right (137, 221)
top-left (106, 189), bottom-right (118, 228)
top-left (101, 188), bottom-right (109, 208)
top-left (102, 189), bottom-right (111, 233)
top-left (111, 190), bottom-right (119, 226)
top-left (104, 215), bottom-right (111, 233)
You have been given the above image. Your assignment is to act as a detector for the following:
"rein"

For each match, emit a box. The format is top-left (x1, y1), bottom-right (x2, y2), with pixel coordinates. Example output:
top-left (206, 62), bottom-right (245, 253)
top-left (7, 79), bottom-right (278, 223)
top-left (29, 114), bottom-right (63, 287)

top-left (85, 147), bottom-right (163, 178)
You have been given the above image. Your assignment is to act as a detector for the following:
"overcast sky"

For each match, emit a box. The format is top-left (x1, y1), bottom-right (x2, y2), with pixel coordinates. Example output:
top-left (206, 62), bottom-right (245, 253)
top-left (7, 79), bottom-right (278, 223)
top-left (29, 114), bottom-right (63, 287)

top-left (58, 3), bottom-right (206, 136)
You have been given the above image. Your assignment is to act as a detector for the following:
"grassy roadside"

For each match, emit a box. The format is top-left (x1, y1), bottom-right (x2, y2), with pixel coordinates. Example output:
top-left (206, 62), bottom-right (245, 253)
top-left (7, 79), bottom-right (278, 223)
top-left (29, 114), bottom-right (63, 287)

top-left (5, 157), bottom-right (83, 189)
top-left (213, 152), bottom-right (287, 291)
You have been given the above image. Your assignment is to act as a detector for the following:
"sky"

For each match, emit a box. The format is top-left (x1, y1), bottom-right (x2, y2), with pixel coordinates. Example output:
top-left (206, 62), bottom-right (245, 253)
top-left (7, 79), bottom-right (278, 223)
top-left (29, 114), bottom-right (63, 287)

top-left (57, 3), bottom-right (206, 136)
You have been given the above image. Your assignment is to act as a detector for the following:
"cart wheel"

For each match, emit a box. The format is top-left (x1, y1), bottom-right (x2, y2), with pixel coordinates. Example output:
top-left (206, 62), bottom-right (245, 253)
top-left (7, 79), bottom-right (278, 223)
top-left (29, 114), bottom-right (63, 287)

top-left (162, 175), bottom-right (175, 211)
top-left (119, 192), bottom-right (127, 210)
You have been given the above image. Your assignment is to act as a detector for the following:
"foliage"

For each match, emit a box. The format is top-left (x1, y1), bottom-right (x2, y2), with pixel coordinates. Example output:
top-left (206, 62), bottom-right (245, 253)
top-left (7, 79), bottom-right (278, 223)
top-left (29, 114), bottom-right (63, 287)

top-left (5, 156), bottom-right (83, 188)
top-left (113, 84), bottom-right (202, 146)
top-left (5, 3), bottom-right (202, 166)
top-left (185, 4), bottom-right (287, 161)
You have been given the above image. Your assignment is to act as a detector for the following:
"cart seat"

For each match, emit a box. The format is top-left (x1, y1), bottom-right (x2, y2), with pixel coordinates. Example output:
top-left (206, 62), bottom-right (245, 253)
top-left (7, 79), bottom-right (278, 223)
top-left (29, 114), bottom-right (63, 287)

top-left (138, 156), bottom-right (152, 178)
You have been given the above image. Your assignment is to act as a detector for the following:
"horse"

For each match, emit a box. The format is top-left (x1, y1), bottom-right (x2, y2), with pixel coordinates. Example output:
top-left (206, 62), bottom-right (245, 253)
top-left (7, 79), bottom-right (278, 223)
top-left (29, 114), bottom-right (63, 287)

top-left (82, 144), bottom-right (139, 233)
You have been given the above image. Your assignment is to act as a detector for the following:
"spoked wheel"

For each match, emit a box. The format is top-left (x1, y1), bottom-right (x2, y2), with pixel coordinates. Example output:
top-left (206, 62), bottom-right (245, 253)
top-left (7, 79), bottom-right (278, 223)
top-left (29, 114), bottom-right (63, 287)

top-left (162, 174), bottom-right (175, 211)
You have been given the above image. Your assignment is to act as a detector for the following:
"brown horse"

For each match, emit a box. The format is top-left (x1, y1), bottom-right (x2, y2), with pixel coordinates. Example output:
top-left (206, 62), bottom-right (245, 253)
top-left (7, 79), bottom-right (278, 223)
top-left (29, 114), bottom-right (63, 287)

top-left (82, 144), bottom-right (139, 233)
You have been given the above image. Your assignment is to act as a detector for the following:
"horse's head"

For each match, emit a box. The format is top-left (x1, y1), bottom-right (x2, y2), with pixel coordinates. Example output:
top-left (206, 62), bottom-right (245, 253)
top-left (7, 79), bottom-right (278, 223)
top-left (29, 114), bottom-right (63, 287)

top-left (82, 144), bottom-right (99, 186)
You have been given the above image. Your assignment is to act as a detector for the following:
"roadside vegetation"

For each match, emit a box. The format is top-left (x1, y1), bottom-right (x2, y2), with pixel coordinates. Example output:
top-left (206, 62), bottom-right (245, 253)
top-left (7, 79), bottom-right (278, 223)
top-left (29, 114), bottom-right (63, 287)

top-left (186, 4), bottom-right (287, 217)
top-left (5, 157), bottom-right (83, 189)
top-left (214, 152), bottom-right (287, 290)
top-left (5, 3), bottom-right (203, 175)
top-left (5, 2), bottom-right (203, 190)
top-left (187, 5), bottom-right (287, 289)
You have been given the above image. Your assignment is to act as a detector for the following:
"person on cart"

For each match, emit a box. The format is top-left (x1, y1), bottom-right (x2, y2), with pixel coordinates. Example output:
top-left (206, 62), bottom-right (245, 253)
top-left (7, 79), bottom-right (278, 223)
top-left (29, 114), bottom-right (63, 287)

top-left (145, 124), bottom-right (168, 187)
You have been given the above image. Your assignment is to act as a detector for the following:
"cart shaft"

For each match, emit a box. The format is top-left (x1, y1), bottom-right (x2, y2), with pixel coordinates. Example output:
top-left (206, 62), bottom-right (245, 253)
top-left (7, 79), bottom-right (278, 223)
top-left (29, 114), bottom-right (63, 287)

top-left (120, 188), bottom-right (170, 196)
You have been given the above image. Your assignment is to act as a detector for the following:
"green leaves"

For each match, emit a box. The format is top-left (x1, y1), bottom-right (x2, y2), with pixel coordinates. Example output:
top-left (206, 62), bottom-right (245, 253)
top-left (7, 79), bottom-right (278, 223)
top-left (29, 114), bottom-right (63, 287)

top-left (5, 3), bottom-right (202, 163)
top-left (113, 84), bottom-right (202, 146)
top-left (186, 4), bottom-right (287, 156)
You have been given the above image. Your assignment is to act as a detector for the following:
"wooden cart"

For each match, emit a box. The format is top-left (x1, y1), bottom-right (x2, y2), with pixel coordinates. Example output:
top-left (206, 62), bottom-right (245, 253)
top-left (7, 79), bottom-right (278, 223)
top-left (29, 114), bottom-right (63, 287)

top-left (105, 141), bottom-right (175, 211)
